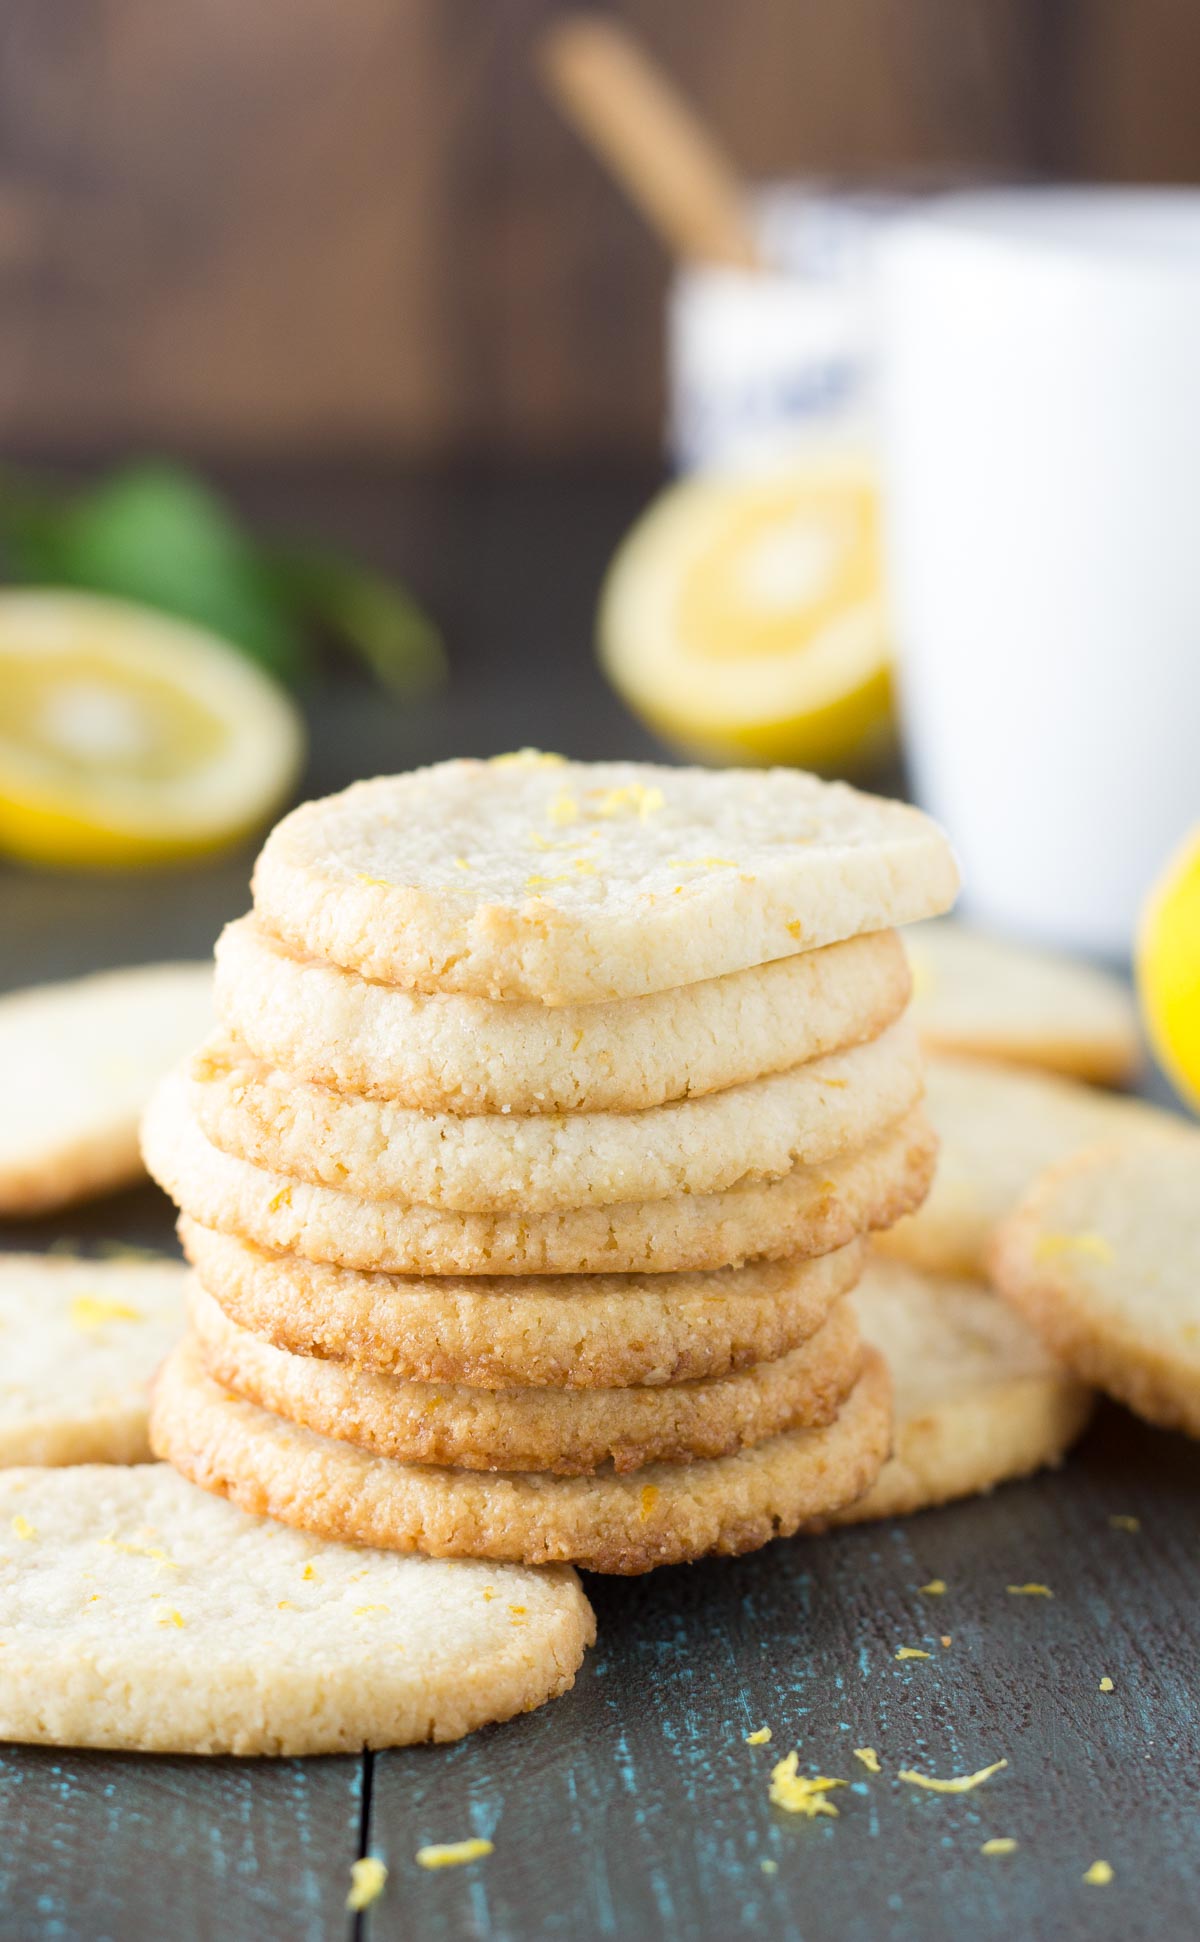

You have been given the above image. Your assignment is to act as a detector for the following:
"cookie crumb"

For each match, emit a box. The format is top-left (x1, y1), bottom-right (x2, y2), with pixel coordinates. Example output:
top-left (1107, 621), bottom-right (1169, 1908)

top-left (416, 1839), bottom-right (493, 1870)
top-left (1098, 1677), bottom-right (1114, 1693)
top-left (346, 1856), bottom-right (388, 1910)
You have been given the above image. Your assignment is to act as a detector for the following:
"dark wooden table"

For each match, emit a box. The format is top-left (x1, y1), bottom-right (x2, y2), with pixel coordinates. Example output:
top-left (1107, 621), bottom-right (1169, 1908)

top-left (2, 468), bottom-right (1197, 1942)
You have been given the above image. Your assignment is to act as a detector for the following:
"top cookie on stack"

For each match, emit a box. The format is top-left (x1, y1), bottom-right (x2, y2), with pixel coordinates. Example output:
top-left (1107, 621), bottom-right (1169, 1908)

top-left (249, 753), bottom-right (958, 1004)
top-left (146, 754), bottom-right (958, 1573)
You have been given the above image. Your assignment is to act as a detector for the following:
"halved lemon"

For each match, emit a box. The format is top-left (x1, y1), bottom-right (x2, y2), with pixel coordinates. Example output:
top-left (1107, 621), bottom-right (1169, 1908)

top-left (598, 450), bottom-right (893, 771)
top-left (0, 590), bottom-right (305, 867)
top-left (1137, 825), bottom-right (1200, 1110)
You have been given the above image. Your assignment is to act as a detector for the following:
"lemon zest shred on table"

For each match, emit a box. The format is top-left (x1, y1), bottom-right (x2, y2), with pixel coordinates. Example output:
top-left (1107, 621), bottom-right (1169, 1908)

top-left (415, 1838), bottom-right (494, 1870)
top-left (919, 1579), bottom-right (947, 1596)
top-left (1007, 1584), bottom-right (1053, 1598)
top-left (346, 1856), bottom-right (389, 1910)
top-left (1108, 1514), bottom-right (1140, 1533)
top-left (1099, 1676), bottom-right (1114, 1692)
top-left (895, 1647), bottom-right (931, 1660)
top-left (898, 1760), bottom-right (1007, 1794)
top-left (853, 1748), bottom-right (881, 1774)
top-left (769, 1753), bottom-right (847, 1818)
top-left (1083, 1860), bottom-right (1114, 1886)
top-left (760, 1858), bottom-right (778, 1875)
top-left (745, 1727), bottom-right (772, 1746)
top-left (981, 1838), bottom-right (1018, 1857)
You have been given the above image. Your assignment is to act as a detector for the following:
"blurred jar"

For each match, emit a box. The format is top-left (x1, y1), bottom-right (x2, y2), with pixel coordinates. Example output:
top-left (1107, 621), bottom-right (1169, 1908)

top-left (667, 184), bottom-right (915, 471)
top-left (878, 187), bottom-right (1200, 959)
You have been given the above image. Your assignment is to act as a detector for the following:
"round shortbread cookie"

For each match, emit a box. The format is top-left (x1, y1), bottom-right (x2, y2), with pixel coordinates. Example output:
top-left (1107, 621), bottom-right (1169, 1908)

top-left (0, 1254), bottom-right (186, 1465)
top-left (150, 1337), bottom-right (892, 1572)
top-left (830, 1256), bottom-right (1092, 1524)
top-left (250, 756), bottom-right (958, 1003)
top-left (215, 915), bottom-right (912, 1115)
top-left (877, 1054), bottom-right (1176, 1279)
top-left (991, 1134), bottom-right (1200, 1437)
top-left (145, 1073), bottom-right (936, 1276)
top-left (906, 919), bottom-right (1140, 1085)
top-left (182, 1220), bottom-right (866, 1389)
top-left (189, 1279), bottom-right (863, 1473)
top-left (0, 962), bottom-right (212, 1215)
top-left (188, 1016), bottom-right (923, 1212)
top-left (0, 1464), bottom-right (593, 1754)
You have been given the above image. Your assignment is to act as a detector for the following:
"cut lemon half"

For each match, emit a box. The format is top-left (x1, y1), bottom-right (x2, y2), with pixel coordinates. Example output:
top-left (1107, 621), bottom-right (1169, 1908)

top-left (0, 591), bottom-right (305, 867)
top-left (599, 451), bottom-right (893, 771)
top-left (1137, 825), bottom-right (1200, 1110)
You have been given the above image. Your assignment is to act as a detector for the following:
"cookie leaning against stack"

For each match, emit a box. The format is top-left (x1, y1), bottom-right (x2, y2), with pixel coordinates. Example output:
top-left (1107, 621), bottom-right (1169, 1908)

top-left (144, 755), bottom-right (958, 1572)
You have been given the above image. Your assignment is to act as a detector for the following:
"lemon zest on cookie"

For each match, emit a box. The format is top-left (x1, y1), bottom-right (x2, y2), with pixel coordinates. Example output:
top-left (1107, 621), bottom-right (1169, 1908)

top-left (416, 1839), bottom-right (493, 1869)
top-left (353, 1605), bottom-right (388, 1618)
top-left (452, 857), bottom-right (472, 871)
top-left (786, 920), bottom-right (804, 940)
top-left (1033, 1231), bottom-right (1114, 1265)
top-left (853, 1748), bottom-right (881, 1774)
top-left (1007, 1584), bottom-right (1052, 1598)
top-left (69, 1295), bottom-right (142, 1332)
top-left (899, 1760), bottom-right (1006, 1794)
top-left (745, 1727), bottom-right (772, 1746)
top-left (769, 1754), bottom-right (846, 1818)
top-left (981, 1838), bottom-right (1018, 1857)
top-left (639, 1484), bottom-right (659, 1521)
top-left (346, 1856), bottom-right (389, 1909)
top-left (302, 1563), bottom-right (318, 1581)
top-left (1083, 1861), bottom-right (1113, 1886)
top-left (548, 793), bottom-right (579, 827)
top-left (895, 1647), bottom-right (931, 1661)
top-left (268, 1185), bottom-right (293, 1212)
top-left (11, 1516), bottom-right (35, 1541)
top-left (156, 1609), bottom-right (185, 1628)
top-left (592, 783), bottom-right (664, 821)
top-left (491, 749), bottom-right (565, 769)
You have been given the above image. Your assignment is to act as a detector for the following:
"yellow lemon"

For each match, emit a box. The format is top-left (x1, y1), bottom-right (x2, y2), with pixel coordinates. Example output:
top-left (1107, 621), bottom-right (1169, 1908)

top-left (1138, 826), bottom-right (1200, 1109)
top-left (0, 590), bottom-right (304, 868)
top-left (598, 451), bottom-right (893, 771)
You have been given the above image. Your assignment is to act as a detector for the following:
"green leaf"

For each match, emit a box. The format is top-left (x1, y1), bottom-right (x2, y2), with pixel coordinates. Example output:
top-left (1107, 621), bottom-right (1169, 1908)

top-left (0, 462), bottom-right (307, 682)
top-left (267, 543), bottom-right (446, 694)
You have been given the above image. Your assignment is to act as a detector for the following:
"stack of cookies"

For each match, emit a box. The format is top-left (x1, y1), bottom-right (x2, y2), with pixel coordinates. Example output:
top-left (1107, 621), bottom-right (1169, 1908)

top-left (144, 755), bottom-right (958, 1572)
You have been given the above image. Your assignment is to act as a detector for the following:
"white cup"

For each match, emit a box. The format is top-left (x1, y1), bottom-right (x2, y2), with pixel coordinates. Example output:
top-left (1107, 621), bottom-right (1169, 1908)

top-left (878, 187), bottom-right (1200, 958)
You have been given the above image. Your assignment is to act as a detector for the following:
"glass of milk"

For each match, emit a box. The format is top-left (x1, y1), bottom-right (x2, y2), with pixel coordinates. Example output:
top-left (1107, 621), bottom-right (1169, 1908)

top-left (877, 187), bottom-right (1200, 958)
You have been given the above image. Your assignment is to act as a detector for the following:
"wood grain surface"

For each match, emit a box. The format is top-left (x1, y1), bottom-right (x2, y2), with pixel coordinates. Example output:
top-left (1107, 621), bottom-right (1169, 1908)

top-left (0, 3), bottom-right (1197, 457)
top-left (0, 468), bottom-right (1196, 1942)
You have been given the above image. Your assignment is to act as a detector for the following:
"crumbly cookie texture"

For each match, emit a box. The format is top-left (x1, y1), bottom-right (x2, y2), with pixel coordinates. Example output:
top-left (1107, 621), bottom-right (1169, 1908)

top-left (829, 1255), bottom-right (1092, 1524)
top-left (905, 919), bottom-right (1140, 1085)
top-left (249, 757), bottom-right (957, 1003)
top-left (215, 915), bottom-right (912, 1115)
top-left (0, 1463), bottom-right (593, 1754)
top-left (151, 1338), bottom-right (892, 1573)
top-left (145, 1072), bottom-right (936, 1277)
top-left (991, 1132), bottom-right (1200, 1437)
top-left (181, 1220), bottom-right (867, 1389)
top-left (188, 1015), bottom-right (924, 1212)
top-left (878, 1054), bottom-right (1176, 1278)
top-left (0, 1254), bottom-right (187, 1466)
top-left (189, 1279), bottom-right (862, 1474)
top-left (0, 962), bottom-right (212, 1215)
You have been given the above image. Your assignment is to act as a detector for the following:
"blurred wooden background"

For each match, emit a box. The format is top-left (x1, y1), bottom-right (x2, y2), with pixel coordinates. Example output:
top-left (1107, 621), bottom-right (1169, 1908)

top-left (0, 0), bottom-right (1197, 460)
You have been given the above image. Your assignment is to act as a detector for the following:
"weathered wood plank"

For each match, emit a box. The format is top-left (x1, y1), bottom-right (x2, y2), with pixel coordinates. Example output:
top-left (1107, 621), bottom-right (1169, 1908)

top-left (365, 1408), bottom-right (1200, 1941)
top-left (0, 1750), bottom-right (364, 1942)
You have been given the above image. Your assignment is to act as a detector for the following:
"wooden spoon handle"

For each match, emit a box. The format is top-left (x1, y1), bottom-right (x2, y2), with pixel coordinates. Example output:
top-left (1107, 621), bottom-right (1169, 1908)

top-left (537, 14), bottom-right (761, 270)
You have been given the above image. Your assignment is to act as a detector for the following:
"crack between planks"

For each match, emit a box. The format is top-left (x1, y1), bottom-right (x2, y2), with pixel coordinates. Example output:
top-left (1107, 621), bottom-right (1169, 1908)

top-left (350, 1747), bottom-right (376, 1942)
